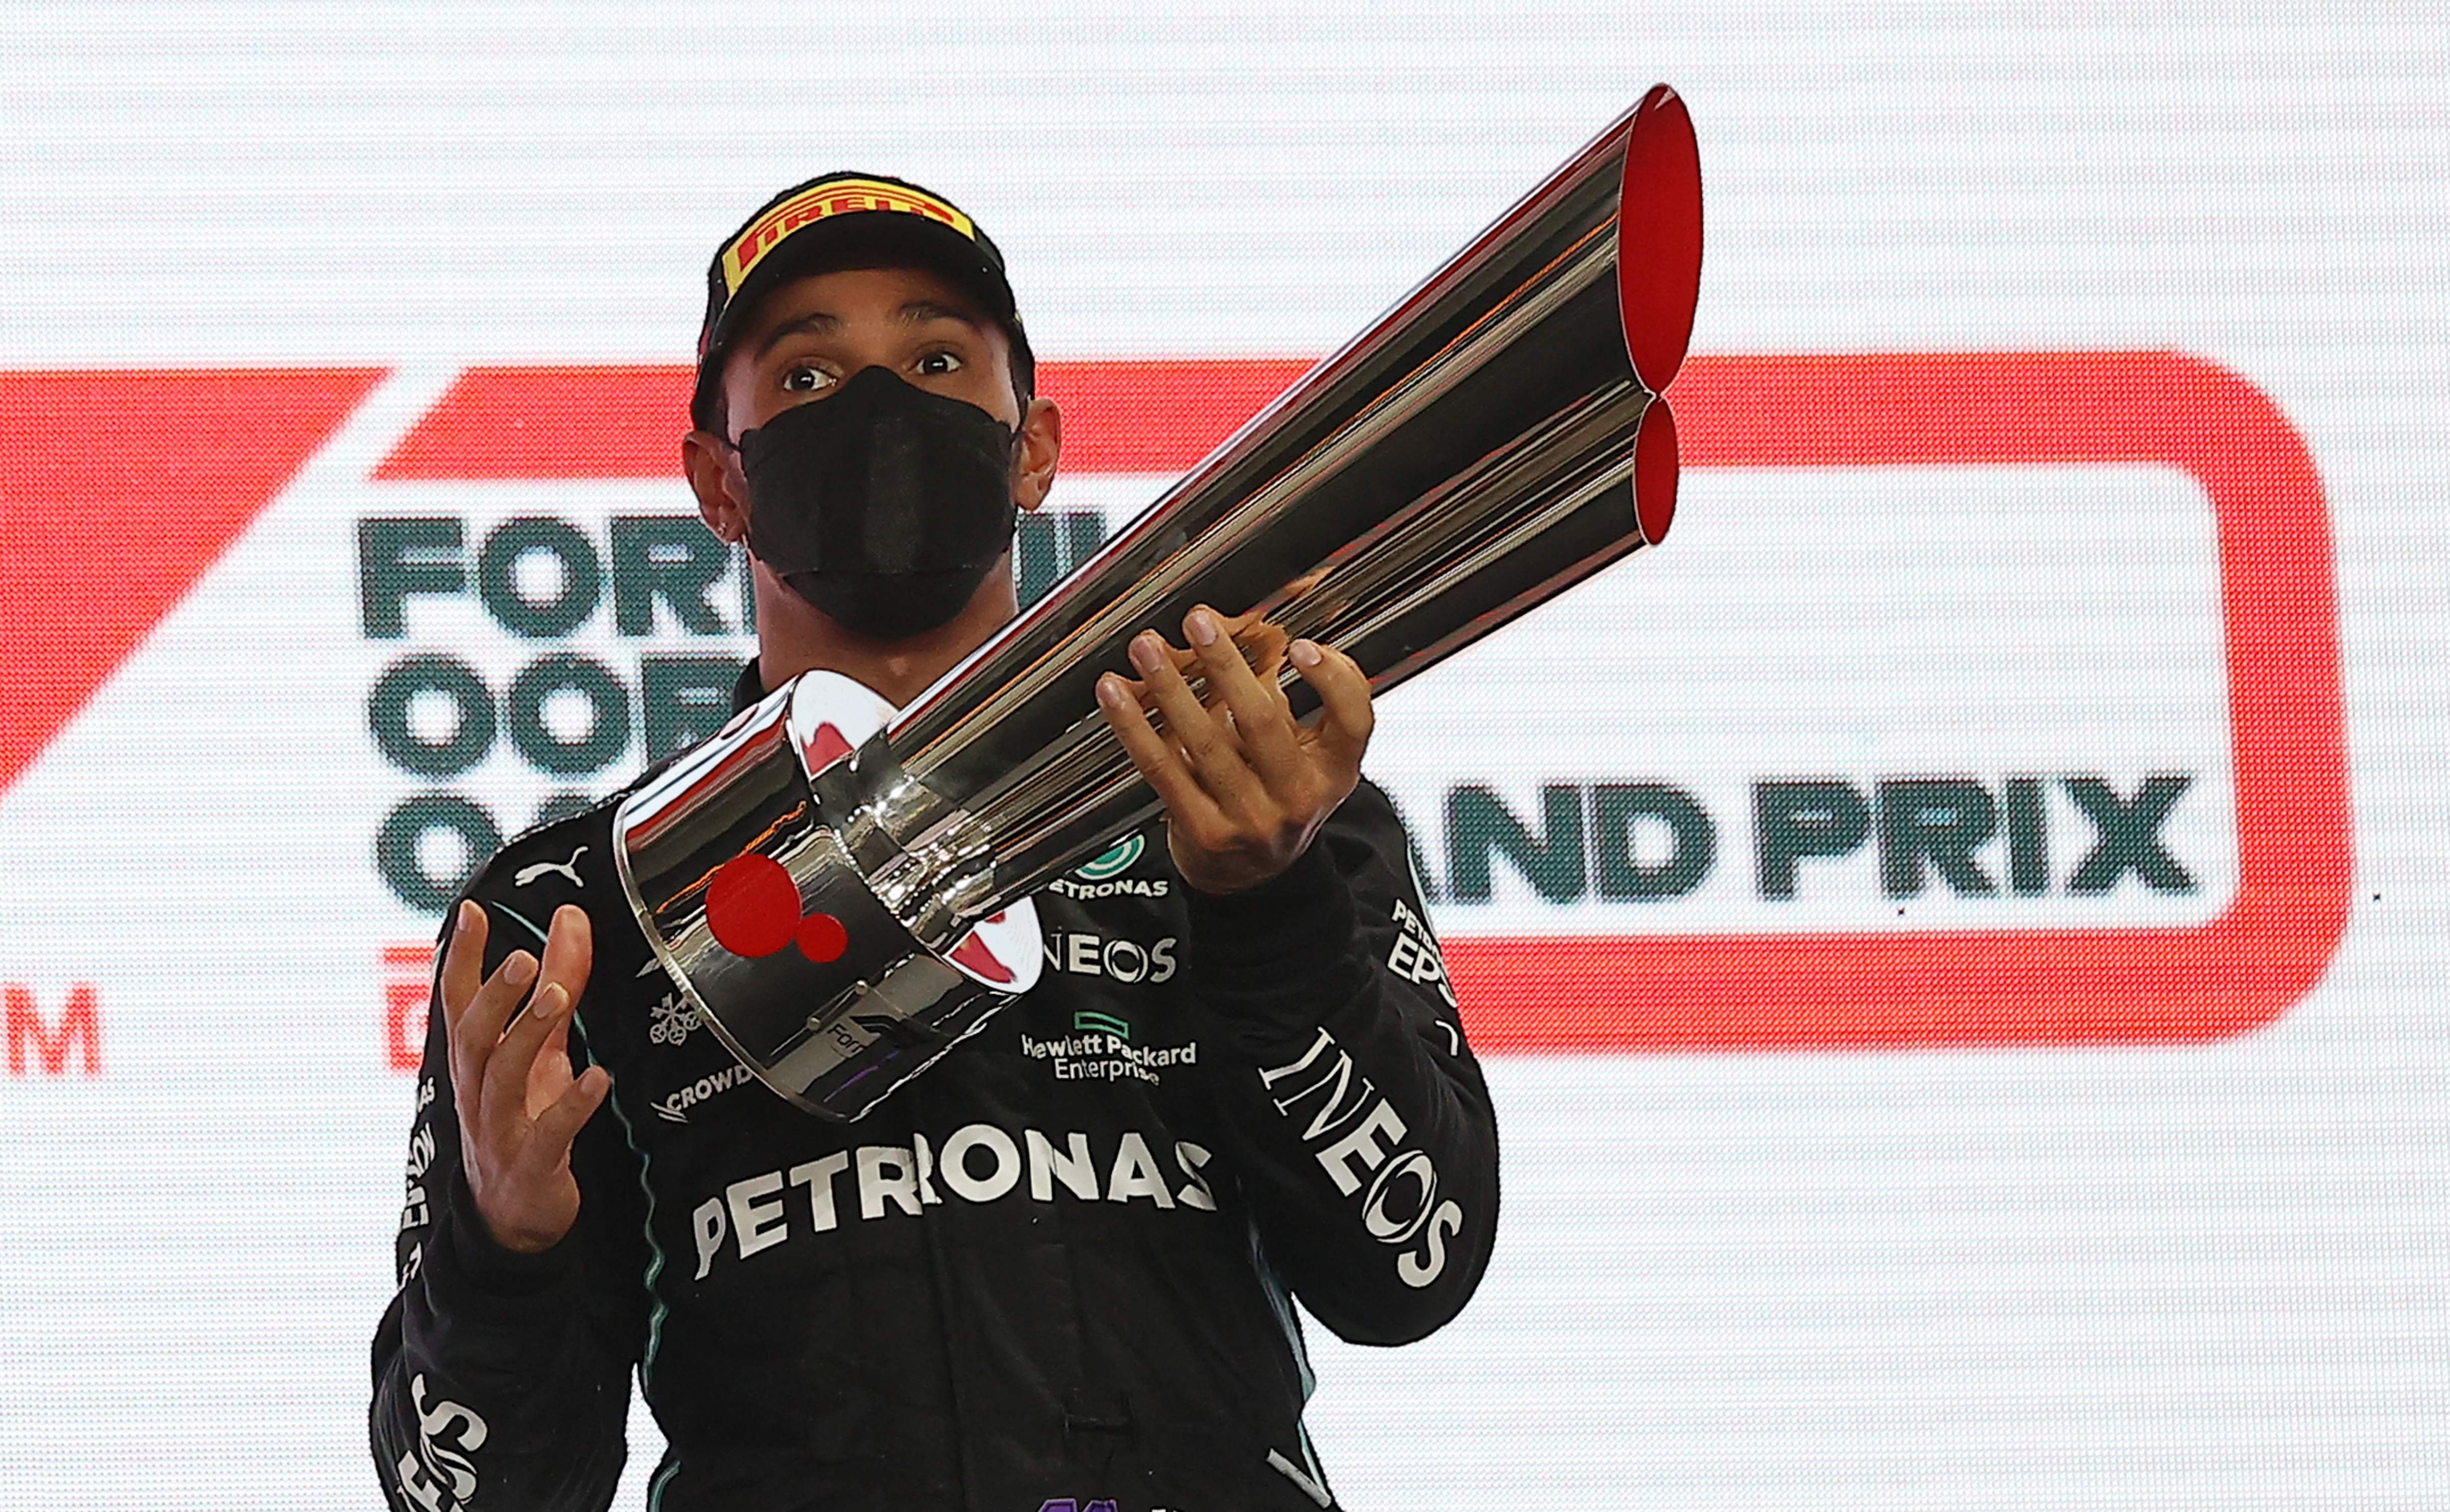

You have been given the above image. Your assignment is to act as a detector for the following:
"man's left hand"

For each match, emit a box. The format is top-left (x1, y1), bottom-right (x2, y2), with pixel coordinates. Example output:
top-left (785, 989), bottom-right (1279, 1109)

top-left (1096, 604), bottom-right (1374, 896)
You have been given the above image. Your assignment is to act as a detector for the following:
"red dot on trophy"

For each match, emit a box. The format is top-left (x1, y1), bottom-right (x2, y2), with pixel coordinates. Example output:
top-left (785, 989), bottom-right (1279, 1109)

top-left (705, 854), bottom-right (801, 959)
top-left (795, 912), bottom-right (850, 963)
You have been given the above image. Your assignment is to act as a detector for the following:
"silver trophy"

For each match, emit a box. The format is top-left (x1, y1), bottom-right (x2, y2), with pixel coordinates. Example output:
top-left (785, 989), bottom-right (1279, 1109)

top-left (611, 85), bottom-right (1704, 1119)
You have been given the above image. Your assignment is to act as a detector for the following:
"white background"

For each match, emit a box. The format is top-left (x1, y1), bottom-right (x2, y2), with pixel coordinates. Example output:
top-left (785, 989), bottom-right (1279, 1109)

top-left (3, 4), bottom-right (2447, 1507)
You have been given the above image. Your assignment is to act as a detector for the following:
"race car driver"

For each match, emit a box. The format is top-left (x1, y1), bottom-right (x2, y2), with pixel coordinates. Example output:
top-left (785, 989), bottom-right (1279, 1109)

top-left (370, 173), bottom-right (1498, 1512)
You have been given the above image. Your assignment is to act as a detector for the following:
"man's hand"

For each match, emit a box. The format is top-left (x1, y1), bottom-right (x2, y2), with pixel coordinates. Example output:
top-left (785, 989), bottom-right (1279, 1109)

top-left (1096, 604), bottom-right (1374, 896)
top-left (440, 900), bottom-right (611, 1255)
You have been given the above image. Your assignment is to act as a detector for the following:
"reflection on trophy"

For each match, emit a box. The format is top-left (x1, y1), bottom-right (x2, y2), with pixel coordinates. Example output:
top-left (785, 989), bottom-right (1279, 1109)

top-left (611, 85), bottom-right (1705, 1119)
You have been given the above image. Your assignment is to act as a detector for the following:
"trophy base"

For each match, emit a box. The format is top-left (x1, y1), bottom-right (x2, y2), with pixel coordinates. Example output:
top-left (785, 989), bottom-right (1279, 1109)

top-left (613, 671), bottom-right (1042, 1121)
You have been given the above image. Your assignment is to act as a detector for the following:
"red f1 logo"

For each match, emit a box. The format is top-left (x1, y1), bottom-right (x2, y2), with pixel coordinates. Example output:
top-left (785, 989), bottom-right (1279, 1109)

top-left (2, 352), bottom-right (2348, 1054)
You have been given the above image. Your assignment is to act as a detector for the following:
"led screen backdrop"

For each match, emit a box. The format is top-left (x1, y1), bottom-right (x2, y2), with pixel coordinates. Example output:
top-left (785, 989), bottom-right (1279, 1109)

top-left (2, 4), bottom-right (2444, 1507)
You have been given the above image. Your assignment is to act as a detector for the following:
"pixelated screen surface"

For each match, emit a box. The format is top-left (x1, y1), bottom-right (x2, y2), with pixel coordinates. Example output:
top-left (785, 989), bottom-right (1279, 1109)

top-left (2, 4), bottom-right (2444, 1507)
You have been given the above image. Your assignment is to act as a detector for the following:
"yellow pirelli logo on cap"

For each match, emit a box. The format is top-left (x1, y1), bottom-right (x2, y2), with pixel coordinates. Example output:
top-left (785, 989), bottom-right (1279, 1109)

top-left (722, 179), bottom-right (979, 295)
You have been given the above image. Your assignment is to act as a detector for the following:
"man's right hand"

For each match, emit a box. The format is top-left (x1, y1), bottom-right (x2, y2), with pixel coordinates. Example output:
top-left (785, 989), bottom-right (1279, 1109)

top-left (440, 900), bottom-right (612, 1255)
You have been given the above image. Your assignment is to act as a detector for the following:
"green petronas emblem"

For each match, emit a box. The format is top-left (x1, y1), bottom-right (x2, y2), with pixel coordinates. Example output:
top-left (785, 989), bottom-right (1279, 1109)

top-left (1075, 833), bottom-right (1144, 881)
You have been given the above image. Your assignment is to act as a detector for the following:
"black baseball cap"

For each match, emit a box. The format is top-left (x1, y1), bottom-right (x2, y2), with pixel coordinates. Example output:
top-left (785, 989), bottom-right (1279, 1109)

top-left (691, 172), bottom-right (1030, 433)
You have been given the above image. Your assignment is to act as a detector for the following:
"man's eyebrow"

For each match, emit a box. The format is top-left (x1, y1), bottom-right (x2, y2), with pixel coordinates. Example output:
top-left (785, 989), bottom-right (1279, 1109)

top-left (749, 301), bottom-right (979, 361)
top-left (751, 310), bottom-right (840, 360)
top-left (897, 300), bottom-right (982, 329)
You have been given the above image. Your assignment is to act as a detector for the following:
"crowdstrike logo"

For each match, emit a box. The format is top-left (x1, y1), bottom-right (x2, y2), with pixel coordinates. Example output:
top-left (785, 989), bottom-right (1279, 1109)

top-left (655, 1061), bottom-right (755, 1123)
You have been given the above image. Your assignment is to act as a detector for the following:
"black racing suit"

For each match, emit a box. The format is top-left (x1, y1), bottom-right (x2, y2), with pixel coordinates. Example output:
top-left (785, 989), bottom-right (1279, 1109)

top-left (370, 673), bottom-right (1498, 1512)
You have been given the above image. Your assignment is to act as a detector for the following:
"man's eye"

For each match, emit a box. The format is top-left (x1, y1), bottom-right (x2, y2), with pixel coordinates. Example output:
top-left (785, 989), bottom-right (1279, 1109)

top-left (915, 350), bottom-right (965, 377)
top-left (781, 365), bottom-right (833, 394)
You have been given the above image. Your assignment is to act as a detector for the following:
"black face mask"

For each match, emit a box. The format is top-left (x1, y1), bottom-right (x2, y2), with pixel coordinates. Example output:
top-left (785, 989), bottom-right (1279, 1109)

top-left (737, 365), bottom-right (1020, 641)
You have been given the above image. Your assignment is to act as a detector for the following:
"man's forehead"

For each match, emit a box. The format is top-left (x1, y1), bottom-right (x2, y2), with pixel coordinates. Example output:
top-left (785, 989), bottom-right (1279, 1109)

top-left (742, 266), bottom-right (991, 341)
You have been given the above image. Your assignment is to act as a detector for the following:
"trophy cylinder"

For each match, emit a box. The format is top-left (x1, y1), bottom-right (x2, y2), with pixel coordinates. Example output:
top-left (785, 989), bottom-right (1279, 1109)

top-left (890, 83), bottom-right (1702, 901)
top-left (611, 86), bottom-right (1701, 1120)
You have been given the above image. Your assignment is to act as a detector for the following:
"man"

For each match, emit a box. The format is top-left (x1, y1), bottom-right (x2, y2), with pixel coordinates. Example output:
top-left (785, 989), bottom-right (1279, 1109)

top-left (371, 173), bottom-right (1498, 1512)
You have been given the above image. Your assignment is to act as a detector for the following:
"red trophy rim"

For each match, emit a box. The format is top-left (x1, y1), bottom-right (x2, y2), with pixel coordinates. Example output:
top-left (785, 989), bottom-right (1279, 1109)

top-left (1617, 83), bottom-right (1704, 394)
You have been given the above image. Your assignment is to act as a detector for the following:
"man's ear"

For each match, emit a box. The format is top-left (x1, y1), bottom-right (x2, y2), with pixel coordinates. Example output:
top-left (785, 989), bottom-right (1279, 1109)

top-left (1011, 397), bottom-right (1063, 514)
top-left (682, 429), bottom-right (751, 545)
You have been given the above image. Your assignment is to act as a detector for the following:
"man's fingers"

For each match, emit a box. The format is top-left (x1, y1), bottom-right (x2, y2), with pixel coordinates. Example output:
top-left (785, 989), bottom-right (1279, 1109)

top-left (526, 990), bottom-right (580, 1119)
top-left (481, 980), bottom-right (567, 1129)
top-left (1129, 630), bottom-right (1267, 813)
top-left (438, 901), bottom-right (488, 1033)
top-left (523, 1065), bottom-right (613, 1170)
top-left (450, 948), bottom-right (536, 1112)
top-left (437, 901), bottom-right (487, 1107)
top-left (1184, 607), bottom-right (1302, 780)
top-left (1292, 639), bottom-right (1375, 774)
top-left (1128, 631), bottom-right (1218, 742)
top-left (526, 1056), bottom-right (576, 1124)
top-left (538, 904), bottom-right (593, 1012)
top-left (1097, 671), bottom-right (1230, 836)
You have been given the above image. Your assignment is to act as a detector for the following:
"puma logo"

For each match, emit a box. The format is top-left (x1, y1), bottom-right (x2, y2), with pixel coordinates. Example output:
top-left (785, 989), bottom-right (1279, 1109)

top-left (513, 846), bottom-right (588, 889)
